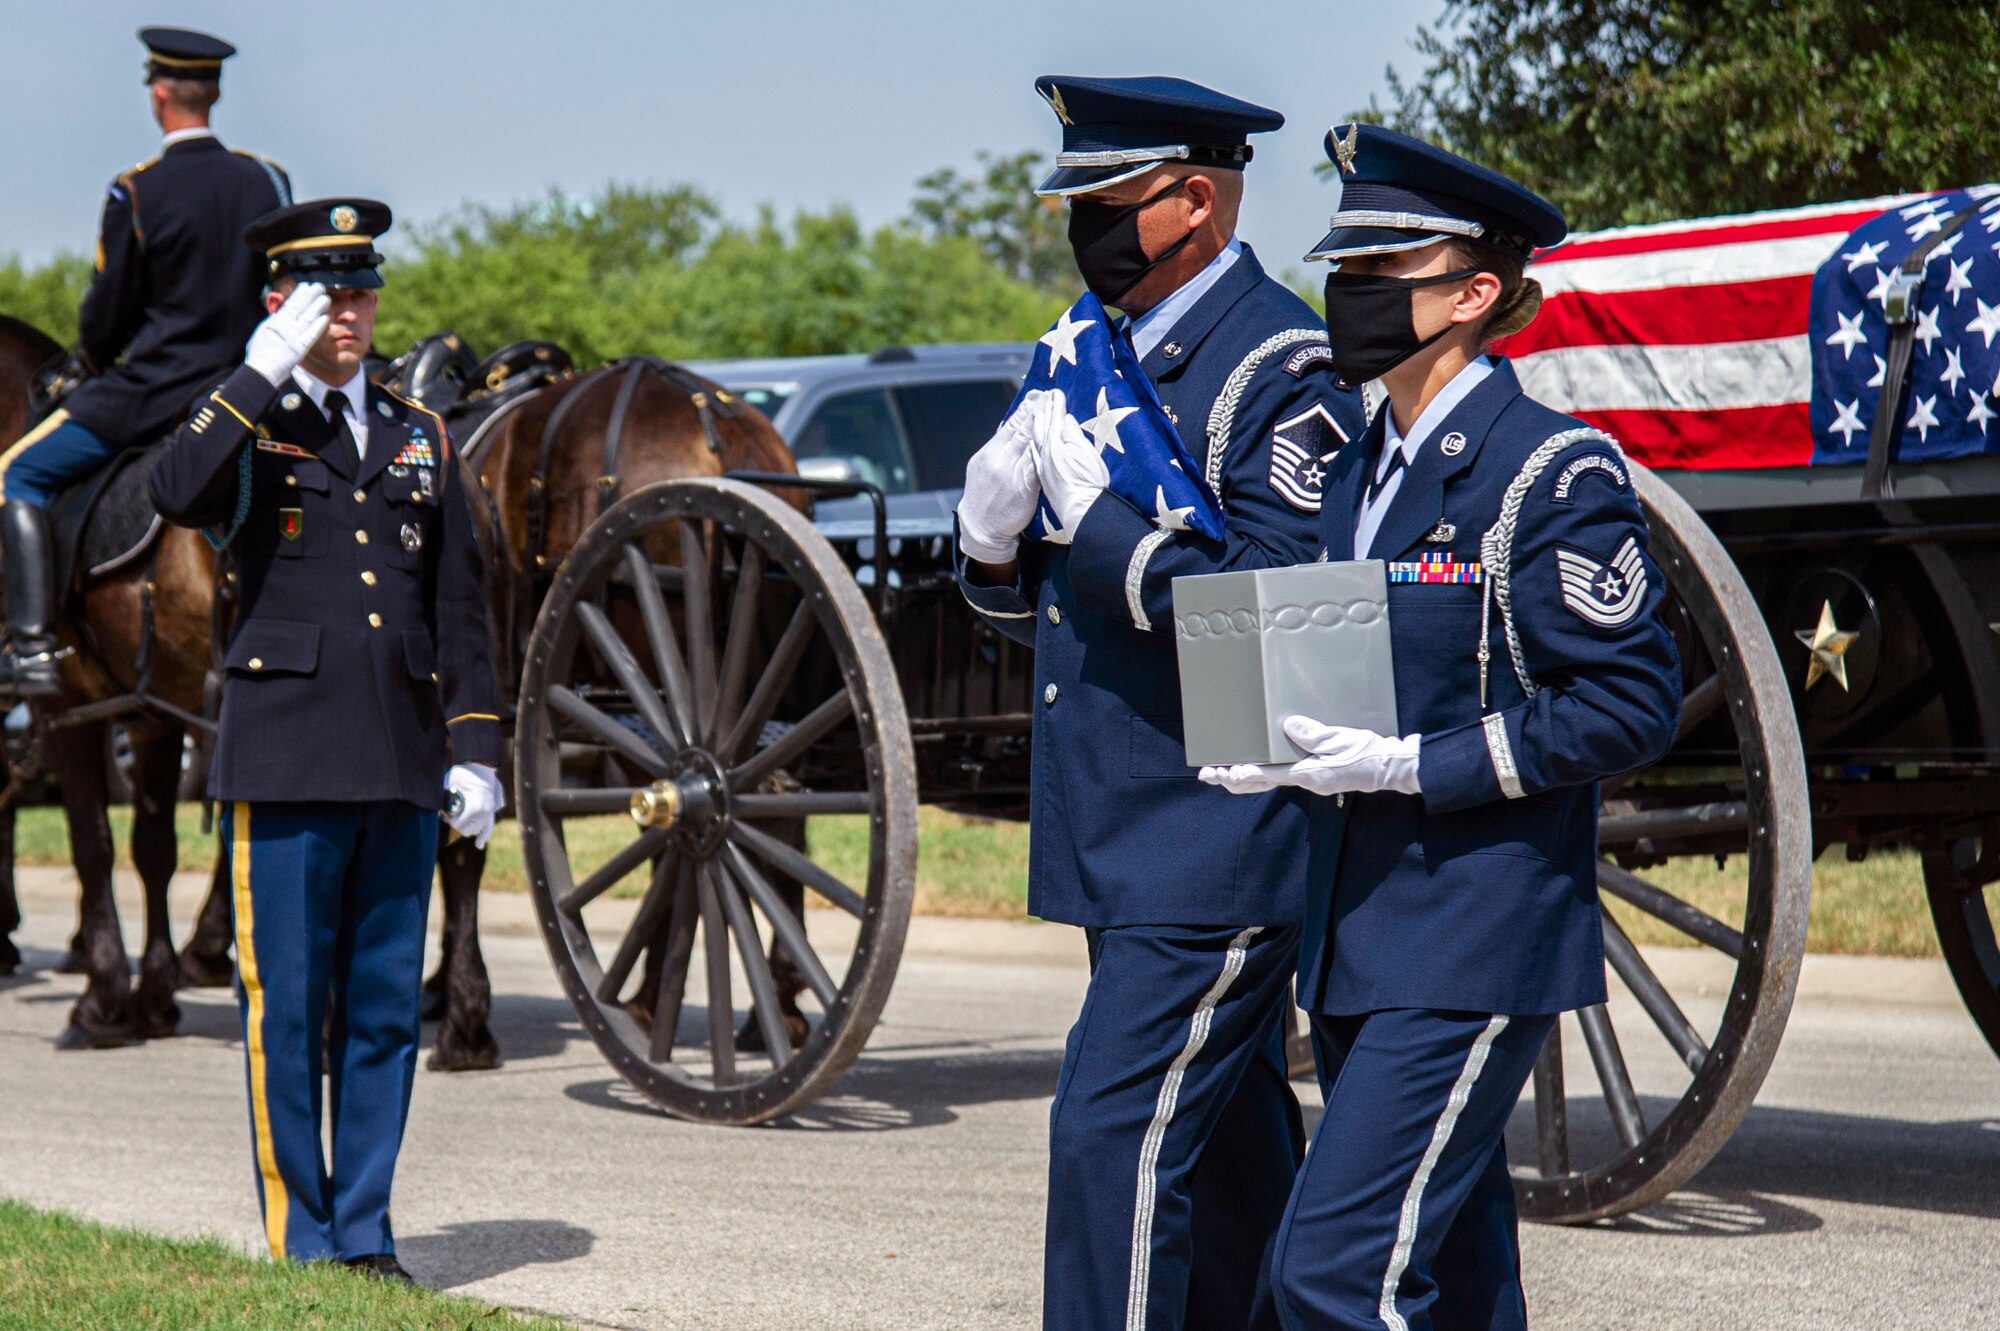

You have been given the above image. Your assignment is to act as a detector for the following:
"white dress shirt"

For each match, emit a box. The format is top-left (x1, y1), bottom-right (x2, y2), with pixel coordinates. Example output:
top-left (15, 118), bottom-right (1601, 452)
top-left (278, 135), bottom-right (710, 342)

top-left (292, 364), bottom-right (370, 460)
top-left (1127, 238), bottom-right (1243, 362)
top-left (161, 126), bottom-right (215, 149)
top-left (1353, 356), bottom-right (1495, 559)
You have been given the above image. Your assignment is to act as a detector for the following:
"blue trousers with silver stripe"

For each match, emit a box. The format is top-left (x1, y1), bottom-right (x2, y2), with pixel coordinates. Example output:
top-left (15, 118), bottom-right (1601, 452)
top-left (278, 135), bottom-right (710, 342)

top-left (1272, 1008), bottom-right (1555, 1331)
top-left (1045, 923), bottom-right (1304, 1331)
top-left (224, 799), bottom-right (436, 1262)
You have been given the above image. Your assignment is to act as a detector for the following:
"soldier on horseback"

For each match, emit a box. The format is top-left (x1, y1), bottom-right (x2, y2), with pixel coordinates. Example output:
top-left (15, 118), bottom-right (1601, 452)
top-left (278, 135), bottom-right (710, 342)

top-left (0, 26), bottom-right (287, 695)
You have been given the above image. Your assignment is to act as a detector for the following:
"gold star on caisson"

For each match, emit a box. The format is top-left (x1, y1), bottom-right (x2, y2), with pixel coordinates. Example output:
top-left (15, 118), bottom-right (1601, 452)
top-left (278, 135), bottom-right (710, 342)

top-left (1794, 600), bottom-right (1861, 692)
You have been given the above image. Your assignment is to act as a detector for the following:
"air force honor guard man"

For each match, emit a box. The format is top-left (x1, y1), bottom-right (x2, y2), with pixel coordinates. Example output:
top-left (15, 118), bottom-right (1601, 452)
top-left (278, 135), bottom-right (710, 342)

top-left (150, 201), bottom-right (504, 1283)
top-left (957, 77), bottom-right (1364, 1331)
top-left (1204, 126), bottom-right (1682, 1328)
top-left (0, 27), bottom-right (288, 695)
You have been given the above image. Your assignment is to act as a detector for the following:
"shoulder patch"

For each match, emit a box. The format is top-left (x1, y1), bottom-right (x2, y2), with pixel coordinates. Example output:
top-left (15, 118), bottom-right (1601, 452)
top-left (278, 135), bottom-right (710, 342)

top-left (1551, 451), bottom-right (1629, 505)
top-left (1556, 536), bottom-right (1647, 628)
top-left (1267, 403), bottom-right (1351, 513)
top-left (1281, 342), bottom-right (1335, 378)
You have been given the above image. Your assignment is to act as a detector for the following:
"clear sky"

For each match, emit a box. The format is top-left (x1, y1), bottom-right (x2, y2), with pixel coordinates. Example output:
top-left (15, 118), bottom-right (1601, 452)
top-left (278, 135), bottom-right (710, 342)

top-left (4, 2), bottom-right (1447, 279)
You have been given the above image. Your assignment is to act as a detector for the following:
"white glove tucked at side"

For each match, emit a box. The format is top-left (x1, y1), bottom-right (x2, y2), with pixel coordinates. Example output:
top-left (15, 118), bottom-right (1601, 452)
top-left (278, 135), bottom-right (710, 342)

top-left (1199, 715), bottom-right (1423, 798)
top-left (957, 389), bottom-right (1059, 564)
top-left (443, 762), bottom-right (505, 849)
top-left (244, 282), bottom-right (330, 386)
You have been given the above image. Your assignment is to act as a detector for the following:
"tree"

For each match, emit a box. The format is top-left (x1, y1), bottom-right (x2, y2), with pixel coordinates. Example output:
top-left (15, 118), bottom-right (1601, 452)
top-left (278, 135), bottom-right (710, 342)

top-left (1362, 0), bottom-right (2000, 230)
top-left (0, 254), bottom-right (91, 345)
top-left (910, 150), bottom-right (1074, 291)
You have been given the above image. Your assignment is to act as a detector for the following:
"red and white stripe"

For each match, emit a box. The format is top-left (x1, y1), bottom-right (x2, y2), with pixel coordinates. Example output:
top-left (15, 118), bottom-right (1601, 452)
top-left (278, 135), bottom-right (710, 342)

top-left (1498, 193), bottom-right (1932, 470)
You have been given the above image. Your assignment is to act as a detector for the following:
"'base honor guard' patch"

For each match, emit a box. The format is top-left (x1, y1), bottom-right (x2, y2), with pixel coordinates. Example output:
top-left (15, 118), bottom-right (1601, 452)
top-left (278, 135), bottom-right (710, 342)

top-left (278, 508), bottom-right (303, 541)
top-left (1556, 536), bottom-right (1646, 627)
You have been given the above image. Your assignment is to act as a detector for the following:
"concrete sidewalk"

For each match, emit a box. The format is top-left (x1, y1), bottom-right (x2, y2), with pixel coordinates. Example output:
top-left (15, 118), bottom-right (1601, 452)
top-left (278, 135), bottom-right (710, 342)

top-left (4, 865), bottom-right (1999, 1329)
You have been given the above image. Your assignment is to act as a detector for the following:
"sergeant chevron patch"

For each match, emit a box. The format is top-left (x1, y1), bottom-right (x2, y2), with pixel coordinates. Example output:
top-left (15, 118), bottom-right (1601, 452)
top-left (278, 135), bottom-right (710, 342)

top-left (1267, 403), bottom-right (1348, 513)
top-left (1556, 537), bottom-right (1646, 627)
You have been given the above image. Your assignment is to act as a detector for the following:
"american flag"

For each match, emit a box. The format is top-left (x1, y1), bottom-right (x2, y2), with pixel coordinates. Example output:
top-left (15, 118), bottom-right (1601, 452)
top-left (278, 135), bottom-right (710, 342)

top-left (1495, 190), bottom-right (2000, 471)
top-left (1013, 294), bottom-right (1226, 542)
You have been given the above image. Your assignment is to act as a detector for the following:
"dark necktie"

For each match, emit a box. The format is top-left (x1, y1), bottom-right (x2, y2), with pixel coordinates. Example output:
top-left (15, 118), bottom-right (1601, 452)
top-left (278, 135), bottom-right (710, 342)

top-left (323, 392), bottom-right (360, 470)
top-left (1365, 443), bottom-right (1408, 508)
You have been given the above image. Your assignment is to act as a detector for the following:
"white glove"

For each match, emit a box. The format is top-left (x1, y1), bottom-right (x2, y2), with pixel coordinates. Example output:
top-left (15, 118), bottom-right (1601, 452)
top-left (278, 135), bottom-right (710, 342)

top-left (443, 763), bottom-right (504, 849)
top-left (957, 389), bottom-right (1057, 564)
top-left (1199, 715), bottom-right (1423, 798)
top-left (1035, 403), bottom-right (1110, 535)
top-left (244, 282), bottom-right (330, 386)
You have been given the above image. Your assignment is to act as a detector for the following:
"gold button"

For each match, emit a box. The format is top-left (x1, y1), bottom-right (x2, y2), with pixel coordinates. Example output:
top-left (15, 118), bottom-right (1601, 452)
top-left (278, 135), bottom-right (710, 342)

top-left (1047, 604), bottom-right (1061, 626)
top-left (284, 475), bottom-right (298, 487)
top-left (354, 489), bottom-right (366, 503)
top-left (368, 613), bottom-right (383, 628)
top-left (247, 657), bottom-right (263, 670)
top-left (430, 672), bottom-right (439, 683)
top-left (355, 530), bottom-right (369, 544)
top-left (360, 570), bottom-right (377, 586)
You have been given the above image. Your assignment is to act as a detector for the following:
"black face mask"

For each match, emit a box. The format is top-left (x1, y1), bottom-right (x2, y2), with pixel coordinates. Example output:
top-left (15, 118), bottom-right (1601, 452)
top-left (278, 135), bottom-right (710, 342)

top-left (1321, 267), bottom-right (1480, 383)
top-left (1067, 177), bottom-right (1194, 307)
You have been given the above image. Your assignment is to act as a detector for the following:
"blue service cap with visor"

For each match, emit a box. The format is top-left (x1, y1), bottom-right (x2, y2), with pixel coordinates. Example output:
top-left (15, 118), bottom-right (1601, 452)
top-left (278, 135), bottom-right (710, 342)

top-left (1306, 123), bottom-right (1567, 265)
top-left (1032, 75), bottom-right (1283, 198)
top-left (139, 26), bottom-right (235, 83)
top-left (244, 199), bottom-right (394, 290)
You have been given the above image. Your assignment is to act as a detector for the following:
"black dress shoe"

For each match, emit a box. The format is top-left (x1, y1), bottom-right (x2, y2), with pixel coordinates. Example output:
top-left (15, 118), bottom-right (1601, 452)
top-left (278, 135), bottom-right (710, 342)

top-left (342, 1253), bottom-right (418, 1286)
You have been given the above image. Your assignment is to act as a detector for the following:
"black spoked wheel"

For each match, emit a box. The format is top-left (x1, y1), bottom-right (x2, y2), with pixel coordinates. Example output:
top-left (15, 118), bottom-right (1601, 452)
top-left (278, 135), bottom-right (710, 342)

top-left (1513, 463), bottom-right (1812, 1223)
top-left (1922, 831), bottom-right (2000, 1058)
top-left (517, 478), bottom-right (917, 1124)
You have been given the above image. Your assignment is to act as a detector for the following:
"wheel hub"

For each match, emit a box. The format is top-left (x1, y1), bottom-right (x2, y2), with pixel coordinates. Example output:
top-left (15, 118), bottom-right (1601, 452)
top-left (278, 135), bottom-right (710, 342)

top-left (629, 749), bottom-right (729, 857)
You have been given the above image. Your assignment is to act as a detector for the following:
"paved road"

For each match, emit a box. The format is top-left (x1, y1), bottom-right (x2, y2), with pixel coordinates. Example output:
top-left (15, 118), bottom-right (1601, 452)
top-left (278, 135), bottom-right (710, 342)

top-left (4, 867), bottom-right (1998, 1329)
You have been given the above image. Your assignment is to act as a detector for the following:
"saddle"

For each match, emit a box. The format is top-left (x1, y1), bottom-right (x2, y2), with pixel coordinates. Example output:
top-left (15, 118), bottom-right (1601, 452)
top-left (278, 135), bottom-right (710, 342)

top-left (374, 333), bottom-right (575, 452)
top-left (47, 443), bottom-right (166, 599)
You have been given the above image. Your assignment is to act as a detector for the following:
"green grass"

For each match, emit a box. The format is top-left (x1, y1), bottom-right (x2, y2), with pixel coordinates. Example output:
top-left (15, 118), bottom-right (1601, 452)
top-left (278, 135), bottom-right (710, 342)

top-left (0, 1197), bottom-right (567, 1331)
top-left (1609, 846), bottom-right (1942, 958)
top-left (14, 803), bottom-right (1953, 954)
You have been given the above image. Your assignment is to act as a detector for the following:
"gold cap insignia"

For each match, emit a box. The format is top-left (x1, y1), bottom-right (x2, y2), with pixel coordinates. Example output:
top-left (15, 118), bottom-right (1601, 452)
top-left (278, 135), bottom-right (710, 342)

top-left (1044, 84), bottom-right (1073, 127)
top-left (1332, 124), bottom-right (1360, 176)
top-left (330, 205), bottom-right (359, 233)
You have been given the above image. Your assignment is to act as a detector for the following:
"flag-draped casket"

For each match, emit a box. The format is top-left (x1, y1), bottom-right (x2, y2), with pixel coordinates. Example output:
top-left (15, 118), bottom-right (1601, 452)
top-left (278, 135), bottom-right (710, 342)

top-left (1498, 187), bottom-right (2000, 471)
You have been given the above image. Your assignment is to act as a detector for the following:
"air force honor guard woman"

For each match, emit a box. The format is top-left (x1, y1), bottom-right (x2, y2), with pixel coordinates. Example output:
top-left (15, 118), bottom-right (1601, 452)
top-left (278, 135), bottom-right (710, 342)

top-left (958, 77), bottom-right (1364, 1331)
top-left (1203, 127), bottom-right (1681, 1328)
top-left (150, 201), bottom-right (504, 1282)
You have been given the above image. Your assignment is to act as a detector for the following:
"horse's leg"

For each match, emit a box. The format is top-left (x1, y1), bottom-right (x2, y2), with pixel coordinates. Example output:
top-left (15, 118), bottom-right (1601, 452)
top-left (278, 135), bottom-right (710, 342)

top-left (737, 817), bottom-right (809, 1052)
top-left (176, 849), bottom-right (234, 987)
top-left (428, 832), bottom-right (498, 1071)
top-left (0, 792), bottom-right (19, 976)
top-left (52, 722), bottom-right (137, 1049)
top-left (126, 725), bottom-right (184, 1038)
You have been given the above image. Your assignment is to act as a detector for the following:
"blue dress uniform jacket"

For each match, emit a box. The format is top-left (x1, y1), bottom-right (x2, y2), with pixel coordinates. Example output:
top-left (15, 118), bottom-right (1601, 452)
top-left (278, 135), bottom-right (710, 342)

top-left (1298, 360), bottom-right (1682, 1017)
top-left (150, 362), bottom-right (502, 806)
top-left (69, 137), bottom-right (290, 447)
top-left (958, 246), bottom-right (1365, 928)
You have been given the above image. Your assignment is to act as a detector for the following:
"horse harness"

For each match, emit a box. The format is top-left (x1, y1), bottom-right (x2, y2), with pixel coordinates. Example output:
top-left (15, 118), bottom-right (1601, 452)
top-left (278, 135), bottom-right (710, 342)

top-left (520, 356), bottom-right (740, 571)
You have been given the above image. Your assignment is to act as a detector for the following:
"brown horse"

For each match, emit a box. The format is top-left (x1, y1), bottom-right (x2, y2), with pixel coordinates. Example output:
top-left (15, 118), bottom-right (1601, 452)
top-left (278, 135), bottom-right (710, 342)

top-left (471, 357), bottom-right (813, 1049)
top-left (0, 313), bottom-right (216, 1047)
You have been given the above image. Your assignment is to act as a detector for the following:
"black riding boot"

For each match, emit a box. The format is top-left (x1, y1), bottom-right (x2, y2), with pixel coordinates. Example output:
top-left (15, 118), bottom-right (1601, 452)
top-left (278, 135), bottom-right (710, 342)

top-left (0, 501), bottom-right (62, 697)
